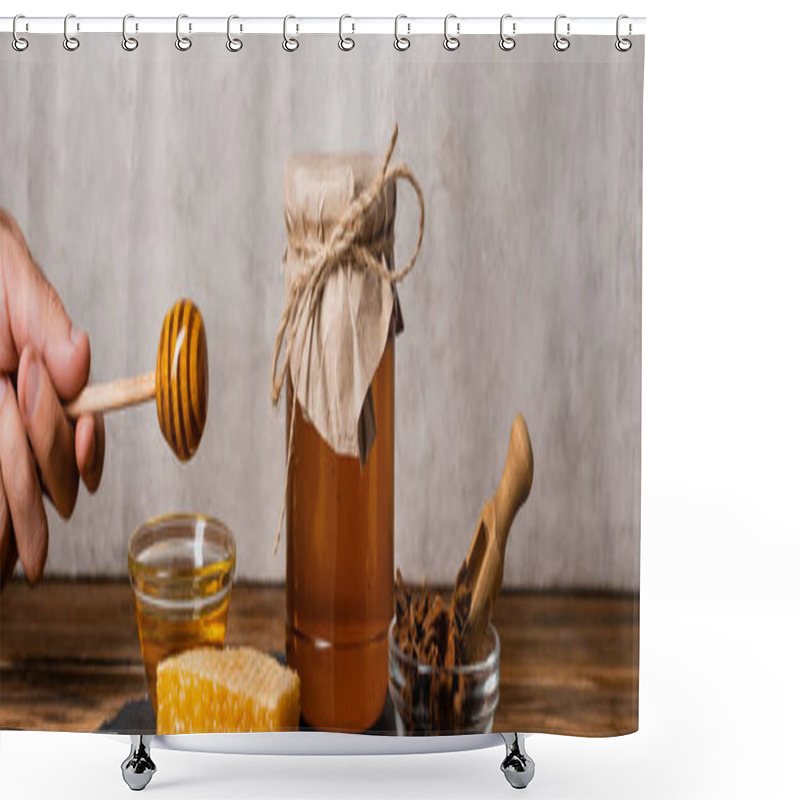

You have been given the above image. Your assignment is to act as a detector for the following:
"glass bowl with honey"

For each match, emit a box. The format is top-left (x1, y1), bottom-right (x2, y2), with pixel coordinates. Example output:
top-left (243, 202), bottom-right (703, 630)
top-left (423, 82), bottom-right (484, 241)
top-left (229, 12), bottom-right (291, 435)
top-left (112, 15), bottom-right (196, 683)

top-left (128, 513), bottom-right (236, 711)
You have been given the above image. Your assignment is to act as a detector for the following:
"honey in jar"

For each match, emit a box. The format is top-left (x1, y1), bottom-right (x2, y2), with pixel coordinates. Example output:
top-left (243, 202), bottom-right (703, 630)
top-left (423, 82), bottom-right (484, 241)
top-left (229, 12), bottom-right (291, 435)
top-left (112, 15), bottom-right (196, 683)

top-left (282, 152), bottom-right (399, 731)
top-left (286, 344), bottom-right (394, 731)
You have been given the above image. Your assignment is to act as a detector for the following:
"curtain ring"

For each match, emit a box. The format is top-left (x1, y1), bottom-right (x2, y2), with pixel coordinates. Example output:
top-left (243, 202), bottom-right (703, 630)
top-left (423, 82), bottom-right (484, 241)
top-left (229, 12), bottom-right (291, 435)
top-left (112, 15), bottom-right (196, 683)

top-left (499, 14), bottom-right (516, 51)
top-left (443, 14), bottom-right (460, 51)
top-left (553, 14), bottom-right (570, 51)
top-left (175, 14), bottom-right (192, 51)
top-left (227, 14), bottom-right (243, 52)
top-left (283, 15), bottom-right (299, 52)
top-left (122, 14), bottom-right (138, 51)
top-left (615, 14), bottom-right (632, 52)
top-left (394, 14), bottom-right (410, 51)
top-left (12, 15), bottom-right (28, 52)
top-left (339, 14), bottom-right (354, 51)
top-left (63, 13), bottom-right (80, 51)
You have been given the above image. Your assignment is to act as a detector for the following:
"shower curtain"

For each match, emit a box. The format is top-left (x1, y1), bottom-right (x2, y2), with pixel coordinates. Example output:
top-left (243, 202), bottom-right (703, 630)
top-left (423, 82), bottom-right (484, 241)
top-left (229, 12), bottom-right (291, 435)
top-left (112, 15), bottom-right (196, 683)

top-left (0, 24), bottom-right (643, 738)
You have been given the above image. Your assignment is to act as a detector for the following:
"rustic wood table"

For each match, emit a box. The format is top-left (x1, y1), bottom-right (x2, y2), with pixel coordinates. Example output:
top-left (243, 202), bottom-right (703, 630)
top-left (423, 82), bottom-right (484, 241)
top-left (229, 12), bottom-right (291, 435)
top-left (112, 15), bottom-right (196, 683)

top-left (0, 581), bottom-right (638, 735)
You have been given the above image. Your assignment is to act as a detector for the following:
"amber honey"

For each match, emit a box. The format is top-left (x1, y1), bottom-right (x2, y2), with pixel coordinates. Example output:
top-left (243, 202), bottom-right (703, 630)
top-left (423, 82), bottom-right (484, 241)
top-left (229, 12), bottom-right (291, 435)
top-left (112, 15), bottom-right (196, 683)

top-left (286, 340), bottom-right (394, 732)
top-left (128, 515), bottom-right (236, 711)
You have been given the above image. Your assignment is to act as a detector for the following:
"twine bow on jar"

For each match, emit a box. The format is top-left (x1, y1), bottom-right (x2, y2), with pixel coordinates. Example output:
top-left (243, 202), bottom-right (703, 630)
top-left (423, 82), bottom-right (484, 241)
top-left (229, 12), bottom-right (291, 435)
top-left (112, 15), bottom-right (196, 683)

top-left (270, 125), bottom-right (425, 550)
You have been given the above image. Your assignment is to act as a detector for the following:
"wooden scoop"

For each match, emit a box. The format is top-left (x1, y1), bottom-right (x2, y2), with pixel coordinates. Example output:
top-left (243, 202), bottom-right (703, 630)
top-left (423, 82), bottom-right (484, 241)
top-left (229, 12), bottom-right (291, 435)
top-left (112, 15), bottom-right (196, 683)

top-left (64, 299), bottom-right (208, 462)
top-left (461, 414), bottom-right (534, 661)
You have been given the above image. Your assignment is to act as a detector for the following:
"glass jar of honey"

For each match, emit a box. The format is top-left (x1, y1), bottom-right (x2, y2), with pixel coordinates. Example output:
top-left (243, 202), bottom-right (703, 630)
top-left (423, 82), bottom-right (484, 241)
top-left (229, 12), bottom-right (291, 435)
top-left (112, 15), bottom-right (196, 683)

top-left (282, 152), bottom-right (399, 731)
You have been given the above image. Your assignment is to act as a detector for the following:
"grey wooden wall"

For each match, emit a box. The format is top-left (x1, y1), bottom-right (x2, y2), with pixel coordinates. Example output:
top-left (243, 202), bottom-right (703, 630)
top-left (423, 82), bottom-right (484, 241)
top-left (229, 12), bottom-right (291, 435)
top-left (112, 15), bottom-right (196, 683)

top-left (0, 34), bottom-right (643, 590)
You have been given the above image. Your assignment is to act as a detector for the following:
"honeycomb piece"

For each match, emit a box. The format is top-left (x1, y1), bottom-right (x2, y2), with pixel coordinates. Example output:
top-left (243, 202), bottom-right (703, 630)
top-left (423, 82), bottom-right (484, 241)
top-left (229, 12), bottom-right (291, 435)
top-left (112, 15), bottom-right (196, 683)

top-left (157, 646), bottom-right (300, 734)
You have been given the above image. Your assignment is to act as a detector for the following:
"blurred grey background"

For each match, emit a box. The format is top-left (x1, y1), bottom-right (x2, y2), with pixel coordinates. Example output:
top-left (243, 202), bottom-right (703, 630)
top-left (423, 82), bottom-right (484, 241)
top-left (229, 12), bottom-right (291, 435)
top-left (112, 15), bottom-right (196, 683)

top-left (0, 34), bottom-right (642, 590)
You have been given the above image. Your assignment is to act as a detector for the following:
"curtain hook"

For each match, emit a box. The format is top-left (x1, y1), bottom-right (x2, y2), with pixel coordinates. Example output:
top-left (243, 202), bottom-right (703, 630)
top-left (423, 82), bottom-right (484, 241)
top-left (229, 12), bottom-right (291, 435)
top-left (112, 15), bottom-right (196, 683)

top-left (339, 14), bottom-right (355, 51)
top-left (12, 14), bottom-right (29, 52)
top-left (499, 14), bottom-right (516, 51)
top-left (443, 14), bottom-right (460, 51)
top-left (227, 14), bottom-right (243, 52)
top-left (122, 14), bottom-right (139, 51)
top-left (615, 14), bottom-right (632, 52)
top-left (553, 14), bottom-right (570, 52)
top-left (175, 14), bottom-right (192, 51)
top-left (63, 13), bottom-right (80, 51)
top-left (394, 15), bottom-right (410, 51)
top-left (283, 15), bottom-right (299, 52)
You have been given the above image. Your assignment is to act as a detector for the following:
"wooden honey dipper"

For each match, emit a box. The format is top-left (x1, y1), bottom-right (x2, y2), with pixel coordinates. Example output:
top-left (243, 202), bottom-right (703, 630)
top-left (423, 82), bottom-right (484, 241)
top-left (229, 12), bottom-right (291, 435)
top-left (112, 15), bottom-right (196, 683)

top-left (64, 299), bottom-right (208, 462)
top-left (460, 414), bottom-right (534, 661)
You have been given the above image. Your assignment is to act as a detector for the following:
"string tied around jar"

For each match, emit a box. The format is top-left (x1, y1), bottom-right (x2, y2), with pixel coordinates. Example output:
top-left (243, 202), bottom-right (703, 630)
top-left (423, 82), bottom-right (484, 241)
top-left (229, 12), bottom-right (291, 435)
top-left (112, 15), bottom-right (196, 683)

top-left (270, 124), bottom-right (425, 552)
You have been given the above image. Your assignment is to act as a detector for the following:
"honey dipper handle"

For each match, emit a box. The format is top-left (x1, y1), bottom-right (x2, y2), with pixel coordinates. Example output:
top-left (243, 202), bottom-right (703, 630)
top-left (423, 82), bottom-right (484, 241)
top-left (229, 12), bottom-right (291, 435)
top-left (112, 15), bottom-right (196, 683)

top-left (64, 372), bottom-right (156, 418)
top-left (493, 414), bottom-right (534, 553)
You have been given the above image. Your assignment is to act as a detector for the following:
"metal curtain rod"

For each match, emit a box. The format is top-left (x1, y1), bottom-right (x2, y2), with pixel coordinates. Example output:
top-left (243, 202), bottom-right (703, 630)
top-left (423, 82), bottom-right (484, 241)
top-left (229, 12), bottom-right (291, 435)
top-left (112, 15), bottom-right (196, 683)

top-left (0, 16), bottom-right (646, 37)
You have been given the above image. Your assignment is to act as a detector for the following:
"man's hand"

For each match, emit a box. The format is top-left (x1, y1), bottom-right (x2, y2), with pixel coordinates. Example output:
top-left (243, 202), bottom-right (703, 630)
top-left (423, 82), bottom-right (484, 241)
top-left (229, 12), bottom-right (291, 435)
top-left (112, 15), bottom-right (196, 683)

top-left (0, 209), bottom-right (105, 588)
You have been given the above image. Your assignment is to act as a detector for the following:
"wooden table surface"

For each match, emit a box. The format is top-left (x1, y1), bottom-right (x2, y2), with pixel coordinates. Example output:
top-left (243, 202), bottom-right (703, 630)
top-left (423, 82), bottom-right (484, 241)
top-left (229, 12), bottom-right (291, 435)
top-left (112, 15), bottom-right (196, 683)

top-left (0, 581), bottom-right (638, 736)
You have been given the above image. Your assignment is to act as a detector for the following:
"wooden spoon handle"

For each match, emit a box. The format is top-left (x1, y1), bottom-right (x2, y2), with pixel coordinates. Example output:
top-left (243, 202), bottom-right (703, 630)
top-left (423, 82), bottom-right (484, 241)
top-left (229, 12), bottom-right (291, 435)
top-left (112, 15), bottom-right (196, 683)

top-left (493, 413), bottom-right (534, 553)
top-left (461, 414), bottom-right (534, 661)
top-left (64, 372), bottom-right (156, 418)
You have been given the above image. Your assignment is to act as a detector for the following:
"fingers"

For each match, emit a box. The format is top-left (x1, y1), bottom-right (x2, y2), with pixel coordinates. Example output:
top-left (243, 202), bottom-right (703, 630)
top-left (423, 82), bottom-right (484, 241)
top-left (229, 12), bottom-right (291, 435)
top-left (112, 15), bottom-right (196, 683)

top-left (75, 412), bottom-right (105, 494)
top-left (0, 208), bottom-right (31, 255)
top-left (0, 478), bottom-right (18, 590)
top-left (0, 212), bottom-right (90, 399)
top-left (0, 375), bottom-right (48, 584)
top-left (17, 345), bottom-right (80, 517)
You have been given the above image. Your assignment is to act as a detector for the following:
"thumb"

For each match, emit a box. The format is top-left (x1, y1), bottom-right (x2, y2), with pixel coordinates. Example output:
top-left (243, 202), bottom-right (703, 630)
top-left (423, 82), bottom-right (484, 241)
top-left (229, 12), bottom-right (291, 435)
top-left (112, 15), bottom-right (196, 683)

top-left (1, 211), bottom-right (90, 400)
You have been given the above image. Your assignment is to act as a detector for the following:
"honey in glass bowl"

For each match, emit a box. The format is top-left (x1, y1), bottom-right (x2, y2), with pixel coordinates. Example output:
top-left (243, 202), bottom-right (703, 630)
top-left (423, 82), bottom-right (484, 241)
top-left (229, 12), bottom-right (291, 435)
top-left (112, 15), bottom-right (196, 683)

top-left (128, 514), bottom-right (236, 711)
